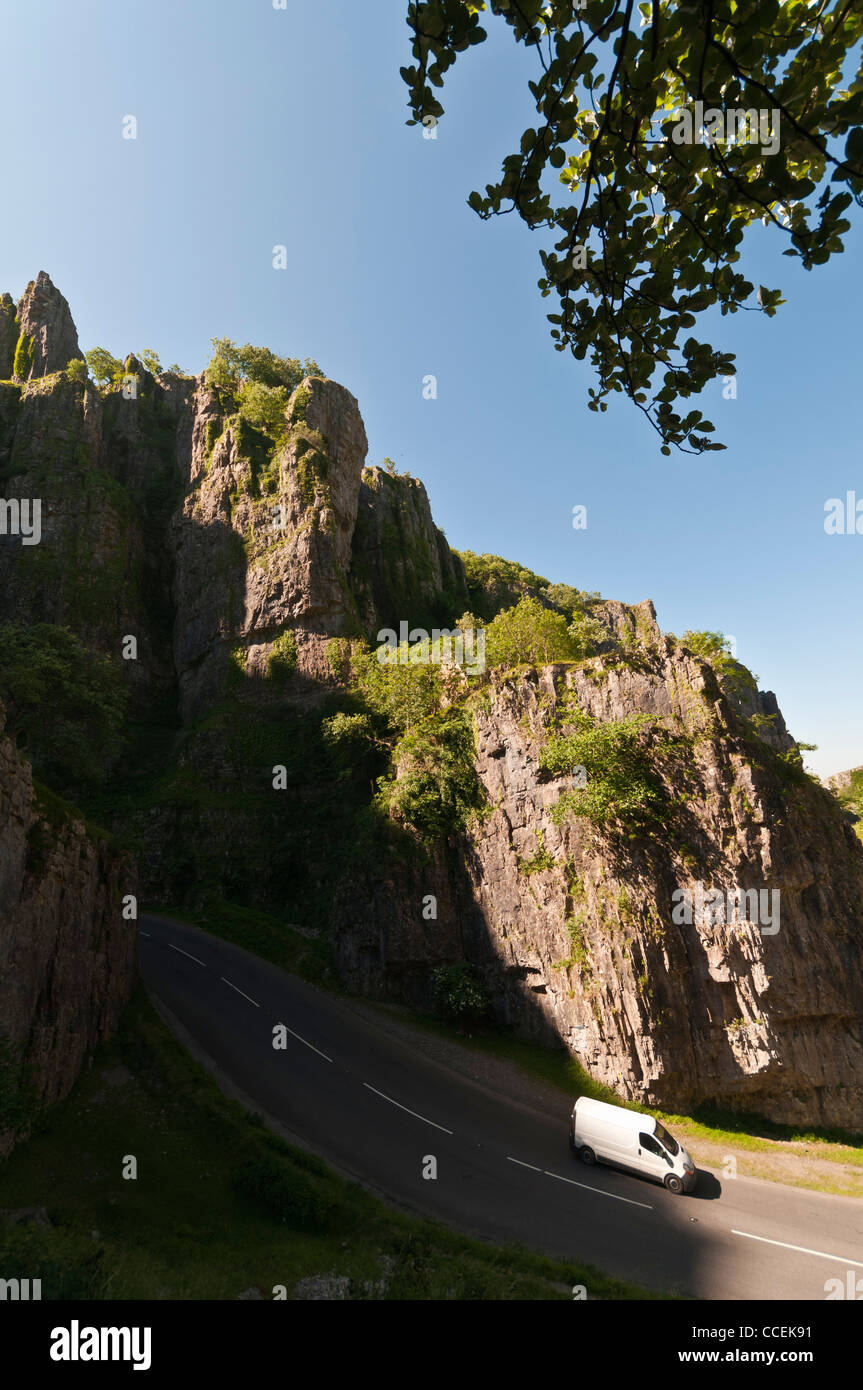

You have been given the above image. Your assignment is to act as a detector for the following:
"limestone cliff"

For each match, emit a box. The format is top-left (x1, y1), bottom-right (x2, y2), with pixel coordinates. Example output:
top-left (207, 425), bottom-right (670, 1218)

top-left (0, 707), bottom-right (136, 1154)
top-left (2, 272), bottom-right (862, 1134)
top-left (332, 622), bottom-right (863, 1129)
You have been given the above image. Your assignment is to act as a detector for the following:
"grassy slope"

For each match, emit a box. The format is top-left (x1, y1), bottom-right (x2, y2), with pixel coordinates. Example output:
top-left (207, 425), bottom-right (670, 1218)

top-left (0, 988), bottom-right (660, 1301)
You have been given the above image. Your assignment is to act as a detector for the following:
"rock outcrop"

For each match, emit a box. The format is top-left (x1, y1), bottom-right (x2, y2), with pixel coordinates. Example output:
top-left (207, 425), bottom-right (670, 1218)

top-left (13, 271), bottom-right (84, 380)
top-left (172, 376), bottom-right (370, 717)
top-left (0, 293), bottom-right (17, 380)
top-left (332, 641), bottom-right (863, 1129)
top-left (0, 707), bottom-right (136, 1154)
top-left (350, 465), bottom-right (468, 633)
top-left (3, 272), bottom-right (862, 1135)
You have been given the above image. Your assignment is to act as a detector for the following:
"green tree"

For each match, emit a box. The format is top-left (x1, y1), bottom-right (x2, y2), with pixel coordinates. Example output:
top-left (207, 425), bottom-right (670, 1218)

top-left (84, 347), bottom-right (124, 386)
top-left (205, 338), bottom-right (323, 395)
top-left (402, 2), bottom-right (863, 453)
top-left (485, 596), bottom-right (577, 667)
top-left (321, 711), bottom-right (381, 775)
top-left (0, 624), bottom-right (127, 796)
top-left (237, 379), bottom-right (291, 437)
top-left (353, 642), bottom-right (442, 733)
top-left (140, 348), bottom-right (163, 377)
top-left (679, 629), bottom-right (757, 696)
top-left (65, 356), bottom-right (88, 383)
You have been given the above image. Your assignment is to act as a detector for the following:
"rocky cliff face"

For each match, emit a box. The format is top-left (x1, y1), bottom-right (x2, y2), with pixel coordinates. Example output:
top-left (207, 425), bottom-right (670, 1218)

top-left (0, 707), bottom-right (136, 1154)
top-left (13, 272), bottom-right (84, 380)
top-left (332, 619), bottom-right (863, 1129)
top-left (2, 272), bottom-right (862, 1133)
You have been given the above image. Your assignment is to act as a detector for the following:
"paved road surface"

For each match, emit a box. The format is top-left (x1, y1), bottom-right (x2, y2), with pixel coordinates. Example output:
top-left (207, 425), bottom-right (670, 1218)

top-left (139, 913), bottom-right (863, 1300)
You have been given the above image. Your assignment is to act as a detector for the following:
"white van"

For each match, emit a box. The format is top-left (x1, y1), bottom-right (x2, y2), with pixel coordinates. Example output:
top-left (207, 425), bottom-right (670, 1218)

top-left (570, 1096), bottom-right (697, 1194)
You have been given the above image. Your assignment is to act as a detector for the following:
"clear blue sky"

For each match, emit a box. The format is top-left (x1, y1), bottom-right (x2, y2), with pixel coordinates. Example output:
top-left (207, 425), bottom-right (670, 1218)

top-left (1, 0), bottom-right (860, 778)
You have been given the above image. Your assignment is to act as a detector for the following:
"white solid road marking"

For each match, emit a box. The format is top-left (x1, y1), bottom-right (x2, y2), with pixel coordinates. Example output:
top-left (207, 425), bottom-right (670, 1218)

top-left (170, 943), bottom-right (206, 966)
top-left (545, 1169), bottom-right (654, 1210)
top-left (221, 977), bottom-right (260, 1008)
top-left (363, 1083), bottom-right (454, 1135)
top-left (732, 1230), bottom-right (863, 1268)
top-left (507, 1157), bottom-right (543, 1173)
top-left (284, 1026), bottom-right (333, 1063)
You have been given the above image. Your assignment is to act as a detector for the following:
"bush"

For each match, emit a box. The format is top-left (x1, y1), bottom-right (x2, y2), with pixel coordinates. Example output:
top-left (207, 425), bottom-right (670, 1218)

top-left (237, 379), bottom-right (291, 439)
top-left (458, 551), bottom-right (601, 623)
top-left (432, 963), bottom-right (488, 1023)
top-left (679, 630), bottom-right (758, 698)
top-left (12, 333), bottom-right (34, 379)
top-left (229, 1155), bottom-right (333, 1231)
top-left (540, 709), bottom-right (663, 827)
top-left (0, 624), bottom-right (128, 797)
top-left (485, 596), bottom-right (578, 668)
top-left (65, 356), bottom-right (88, 383)
top-left (321, 711), bottom-right (379, 772)
top-left (204, 338), bottom-right (323, 396)
top-left (140, 349), bottom-right (162, 376)
top-left (377, 709), bottom-right (486, 838)
top-left (265, 630), bottom-right (299, 682)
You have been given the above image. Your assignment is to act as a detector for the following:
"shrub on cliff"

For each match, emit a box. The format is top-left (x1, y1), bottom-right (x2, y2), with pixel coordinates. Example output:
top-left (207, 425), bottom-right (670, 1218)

top-left (485, 596), bottom-right (578, 668)
top-left (376, 709), bottom-right (486, 838)
top-left (204, 338), bottom-right (322, 395)
top-left (265, 630), bottom-right (299, 682)
top-left (84, 347), bottom-right (124, 385)
top-left (0, 623), bottom-right (127, 796)
top-left (541, 709), bottom-right (664, 828)
top-left (352, 642), bottom-right (442, 734)
top-left (321, 711), bottom-right (380, 776)
top-left (65, 356), bottom-right (88, 384)
top-left (679, 630), bottom-right (758, 698)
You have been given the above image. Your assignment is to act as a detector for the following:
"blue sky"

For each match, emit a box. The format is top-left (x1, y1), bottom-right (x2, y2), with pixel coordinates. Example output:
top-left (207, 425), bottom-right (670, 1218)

top-left (1, 0), bottom-right (860, 777)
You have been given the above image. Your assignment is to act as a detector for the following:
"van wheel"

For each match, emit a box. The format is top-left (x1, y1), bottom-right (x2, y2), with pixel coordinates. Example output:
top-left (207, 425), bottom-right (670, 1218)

top-left (580, 1146), bottom-right (596, 1166)
top-left (664, 1174), bottom-right (684, 1194)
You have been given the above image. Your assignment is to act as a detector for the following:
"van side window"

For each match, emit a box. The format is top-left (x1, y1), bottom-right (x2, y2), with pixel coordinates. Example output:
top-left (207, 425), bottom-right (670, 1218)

top-left (639, 1133), bottom-right (662, 1155)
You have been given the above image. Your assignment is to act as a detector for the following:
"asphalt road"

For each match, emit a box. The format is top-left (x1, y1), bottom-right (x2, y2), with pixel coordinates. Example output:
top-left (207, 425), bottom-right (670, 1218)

top-left (139, 913), bottom-right (863, 1300)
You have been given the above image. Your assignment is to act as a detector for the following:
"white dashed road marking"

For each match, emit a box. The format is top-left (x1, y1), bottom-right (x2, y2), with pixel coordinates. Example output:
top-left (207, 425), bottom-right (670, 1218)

top-left (284, 1026), bottom-right (333, 1063)
top-left (545, 1168), bottom-right (654, 1210)
top-left (363, 1083), bottom-right (454, 1135)
top-left (732, 1230), bottom-right (863, 1267)
top-left (221, 977), bottom-right (260, 1007)
top-left (170, 943), bottom-right (206, 966)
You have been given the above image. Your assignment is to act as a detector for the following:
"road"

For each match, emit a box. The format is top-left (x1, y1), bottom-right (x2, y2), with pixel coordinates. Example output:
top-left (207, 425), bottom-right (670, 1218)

top-left (139, 913), bottom-right (863, 1300)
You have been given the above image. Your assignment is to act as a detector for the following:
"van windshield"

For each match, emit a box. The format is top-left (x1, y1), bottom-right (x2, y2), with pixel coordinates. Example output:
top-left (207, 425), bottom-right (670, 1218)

top-left (654, 1122), bottom-right (679, 1156)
